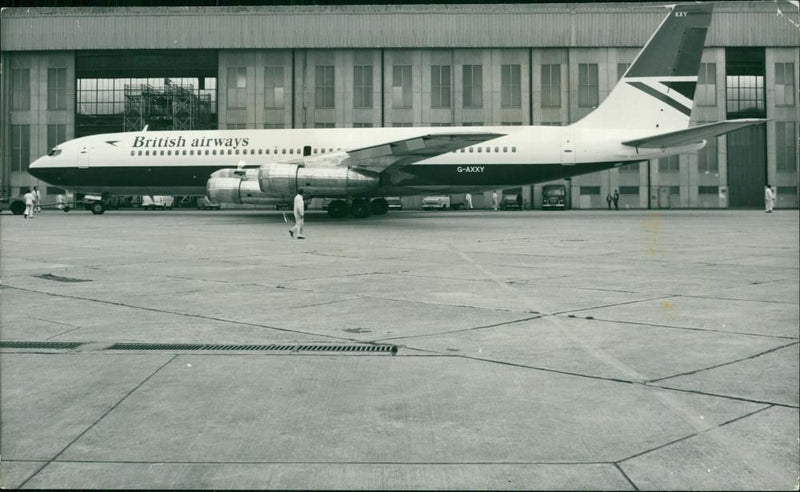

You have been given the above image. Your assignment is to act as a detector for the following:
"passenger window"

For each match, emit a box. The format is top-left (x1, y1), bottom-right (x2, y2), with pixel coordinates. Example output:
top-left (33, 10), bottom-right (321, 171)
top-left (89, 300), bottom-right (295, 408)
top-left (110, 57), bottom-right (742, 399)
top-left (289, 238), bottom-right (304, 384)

top-left (289, 149), bottom-right (294, 154)
top-left (235, 149), bottom-right (240, 155)
top-left (167, 150), bottom-right (172, 156)
top-left (469, 148), bottom-right (473, 153)
top-left (282, 149), bottom-right (286, 154)
top-left (228, 149), bottom-right (232, 155)
top-left (138, 151), bottom-right (142, 156)
top-left (130, 151), bottom-right (135, 156)
top-left (258, 149), bottom-right (262, 155)
top-left (503, 147), bottom-right (507, 152)
top-left (477, 147), bottom-right (482, 153)
top-left (494, 147), bottom-right (499, 153)
top-left (512, 146), bottom-right (516, 152)
top-left (145, 151), bottom-right (150, 156)
top-left (205, 150), bottom-right (209, 155)
top-left (160, 150), bottom-right (165, 156)
top-left (250, 149), bottom-right (255, 155)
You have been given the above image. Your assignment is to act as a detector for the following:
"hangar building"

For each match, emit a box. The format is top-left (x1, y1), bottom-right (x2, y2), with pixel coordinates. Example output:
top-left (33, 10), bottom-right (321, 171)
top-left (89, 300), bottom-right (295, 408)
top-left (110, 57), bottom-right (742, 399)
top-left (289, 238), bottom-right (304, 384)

top-left (1, 2), bottom-right (798, 209)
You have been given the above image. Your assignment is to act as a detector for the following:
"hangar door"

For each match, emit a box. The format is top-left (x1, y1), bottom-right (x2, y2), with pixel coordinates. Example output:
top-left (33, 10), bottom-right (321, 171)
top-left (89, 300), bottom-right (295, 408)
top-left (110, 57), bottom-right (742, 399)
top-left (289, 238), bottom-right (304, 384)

top-left (725, 48), bottom-right (766, 208)
top-left (726, 125), bottom-right (766, 208)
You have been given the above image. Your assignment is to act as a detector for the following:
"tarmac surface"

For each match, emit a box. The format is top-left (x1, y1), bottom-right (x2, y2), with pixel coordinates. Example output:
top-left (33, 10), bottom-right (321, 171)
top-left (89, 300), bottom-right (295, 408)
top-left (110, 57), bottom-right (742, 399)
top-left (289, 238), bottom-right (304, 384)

top-left (1, 207), bottom-right (798, 490)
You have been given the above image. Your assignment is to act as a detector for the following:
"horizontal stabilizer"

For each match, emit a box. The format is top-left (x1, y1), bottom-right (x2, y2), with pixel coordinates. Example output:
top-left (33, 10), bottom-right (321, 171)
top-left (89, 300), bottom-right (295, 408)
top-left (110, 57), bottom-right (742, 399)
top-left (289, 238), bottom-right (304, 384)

top-left (622, 119), bottom-right (767, 149)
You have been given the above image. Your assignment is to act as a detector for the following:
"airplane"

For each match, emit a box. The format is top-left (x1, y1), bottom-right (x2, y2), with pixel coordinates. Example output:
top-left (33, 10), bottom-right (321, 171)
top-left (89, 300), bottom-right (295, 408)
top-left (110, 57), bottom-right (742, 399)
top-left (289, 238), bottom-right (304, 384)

top-left (28, 3), bottom-right (765, 218)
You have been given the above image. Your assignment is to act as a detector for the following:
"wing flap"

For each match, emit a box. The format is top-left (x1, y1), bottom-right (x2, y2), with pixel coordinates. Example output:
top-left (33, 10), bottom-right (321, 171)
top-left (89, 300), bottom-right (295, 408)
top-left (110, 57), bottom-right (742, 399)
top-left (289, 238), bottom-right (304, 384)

top-left (342, 133), bottom-right (505, 172)
top-left (622, 119), bottom-right (767, 149)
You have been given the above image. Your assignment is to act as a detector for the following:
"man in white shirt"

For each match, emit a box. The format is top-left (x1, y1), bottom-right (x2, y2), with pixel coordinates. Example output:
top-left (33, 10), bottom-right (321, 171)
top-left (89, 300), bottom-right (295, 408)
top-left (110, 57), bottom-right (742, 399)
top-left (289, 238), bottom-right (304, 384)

top-left (23, 189), bottom-right (35, 219)
top-left (765, 184), bottom-right (775, 213)
top-left (289, 189), bottom-right (305, 239)
top-left (33, 186), bottom-right (42, 213)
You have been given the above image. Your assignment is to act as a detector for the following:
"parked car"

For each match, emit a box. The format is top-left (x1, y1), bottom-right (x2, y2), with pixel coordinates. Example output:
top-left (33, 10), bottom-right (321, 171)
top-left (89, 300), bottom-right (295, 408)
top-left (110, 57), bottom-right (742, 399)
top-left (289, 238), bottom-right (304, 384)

top-left (422, 195), bottom-right (450, 210)
top-left (385, 197), bottom-right (403, 210)
top-left (197, 196), bottom-right (221, 210)
top-left (141, 195), bottom-right (174, 210)
top-left (499, 194), bottom-right (522, 210)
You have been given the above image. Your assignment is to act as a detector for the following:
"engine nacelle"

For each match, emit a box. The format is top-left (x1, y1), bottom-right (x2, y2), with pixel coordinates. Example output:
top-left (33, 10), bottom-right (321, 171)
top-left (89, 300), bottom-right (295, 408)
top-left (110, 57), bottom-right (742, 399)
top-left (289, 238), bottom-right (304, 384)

top-left (206, 168), bottom-right (284, 206)
top-left (259, 163), bottom-right (379, 197)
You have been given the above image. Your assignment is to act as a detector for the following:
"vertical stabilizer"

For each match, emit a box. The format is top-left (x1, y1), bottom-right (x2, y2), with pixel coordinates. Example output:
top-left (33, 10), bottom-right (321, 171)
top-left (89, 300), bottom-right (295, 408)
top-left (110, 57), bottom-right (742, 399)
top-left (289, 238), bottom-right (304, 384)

top-left (572, 3), bottom-right (713, 132)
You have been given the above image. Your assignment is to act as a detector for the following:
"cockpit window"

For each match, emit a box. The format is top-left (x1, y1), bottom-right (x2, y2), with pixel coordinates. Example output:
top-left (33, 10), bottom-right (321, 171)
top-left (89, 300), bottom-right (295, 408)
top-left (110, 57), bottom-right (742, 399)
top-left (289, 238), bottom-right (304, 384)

top-left (48, 147), bottom-right (62, 157)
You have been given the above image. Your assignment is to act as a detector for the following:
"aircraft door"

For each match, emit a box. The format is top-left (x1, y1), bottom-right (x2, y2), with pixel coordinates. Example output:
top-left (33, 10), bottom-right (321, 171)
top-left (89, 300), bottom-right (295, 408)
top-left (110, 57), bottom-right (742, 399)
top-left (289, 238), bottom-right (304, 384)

top-left (560, 136), bottom-right (576, 165)
top-left (78, 146), bottom-right (89, 169)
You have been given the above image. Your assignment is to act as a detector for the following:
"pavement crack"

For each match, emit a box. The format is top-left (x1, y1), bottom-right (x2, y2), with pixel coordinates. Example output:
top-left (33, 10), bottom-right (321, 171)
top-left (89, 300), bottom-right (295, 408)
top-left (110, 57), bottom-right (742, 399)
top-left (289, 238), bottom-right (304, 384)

top-left (17, 355), bottom-right (180, 490)
top-left (647, 341), bottom-right (800, 384)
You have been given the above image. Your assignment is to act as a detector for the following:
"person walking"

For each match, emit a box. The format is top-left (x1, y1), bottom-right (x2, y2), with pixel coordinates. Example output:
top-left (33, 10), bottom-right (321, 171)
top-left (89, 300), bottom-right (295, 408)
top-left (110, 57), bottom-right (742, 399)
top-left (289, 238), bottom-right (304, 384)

top-left (33, 186), bottom-right (42, 214)
top-left (23, 188), bottom-right (35, 219)
top-left (765, 184), bottom-right (775, 213)
top-left (613, 189), bottom-right (619, 211)
top-left (289, 188), bottom-right (306, 239)
top-left (465, 193), bottom-right (473, 209)
top-left (606, 192), bottom-right (613, 210)
top-left (492, 191), bottom-right (498, 211)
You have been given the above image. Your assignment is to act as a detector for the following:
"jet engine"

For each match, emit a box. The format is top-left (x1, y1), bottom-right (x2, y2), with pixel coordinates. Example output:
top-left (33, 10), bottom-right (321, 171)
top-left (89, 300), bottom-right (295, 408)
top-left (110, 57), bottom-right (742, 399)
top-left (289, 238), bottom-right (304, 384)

top-left (206, 168), bottom-right (283, 205)
top-left (259, 163), bottom-right (380, 197)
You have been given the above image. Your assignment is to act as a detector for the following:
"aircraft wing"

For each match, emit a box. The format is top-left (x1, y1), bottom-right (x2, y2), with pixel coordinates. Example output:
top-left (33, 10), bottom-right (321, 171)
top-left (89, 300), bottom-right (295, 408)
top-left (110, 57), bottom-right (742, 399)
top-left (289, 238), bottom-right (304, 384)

top-left (340, 133), bottom-right (505, 173)
top-left (621, 119), bottom-right (767, 149)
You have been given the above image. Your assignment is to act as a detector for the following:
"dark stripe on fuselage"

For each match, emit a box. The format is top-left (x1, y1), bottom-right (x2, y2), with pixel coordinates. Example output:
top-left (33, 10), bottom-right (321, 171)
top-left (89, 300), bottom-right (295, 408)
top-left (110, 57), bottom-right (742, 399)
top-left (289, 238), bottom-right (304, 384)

top-left (627, 82), bottom-right (692, 117)
top-left (31, 162), bottom-right (624, 195)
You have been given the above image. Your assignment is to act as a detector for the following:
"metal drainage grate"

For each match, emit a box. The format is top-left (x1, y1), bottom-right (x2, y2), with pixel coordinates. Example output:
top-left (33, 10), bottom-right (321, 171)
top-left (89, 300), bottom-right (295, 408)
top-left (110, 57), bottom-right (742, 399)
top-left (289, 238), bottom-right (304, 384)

top-left (0, 341), bottom-right (83, 350)
top-left (107, 343), bottom-right (396, 353)
top-left (35, 274), bottom-right (91, 283)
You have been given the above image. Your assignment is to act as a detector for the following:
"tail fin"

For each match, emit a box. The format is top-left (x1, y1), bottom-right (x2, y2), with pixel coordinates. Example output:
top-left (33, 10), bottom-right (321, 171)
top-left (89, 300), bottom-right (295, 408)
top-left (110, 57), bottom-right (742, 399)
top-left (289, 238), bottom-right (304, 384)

top-left (573, 3), bottom-right (713, 131)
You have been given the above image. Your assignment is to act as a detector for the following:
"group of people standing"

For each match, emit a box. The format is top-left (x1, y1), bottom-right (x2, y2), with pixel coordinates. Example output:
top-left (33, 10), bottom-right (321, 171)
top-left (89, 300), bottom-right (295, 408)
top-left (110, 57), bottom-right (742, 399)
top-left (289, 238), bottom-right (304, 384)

top-left (22, 186), bottom-right (41, 219)
top-left (606, 190), bottom-right (620, 210)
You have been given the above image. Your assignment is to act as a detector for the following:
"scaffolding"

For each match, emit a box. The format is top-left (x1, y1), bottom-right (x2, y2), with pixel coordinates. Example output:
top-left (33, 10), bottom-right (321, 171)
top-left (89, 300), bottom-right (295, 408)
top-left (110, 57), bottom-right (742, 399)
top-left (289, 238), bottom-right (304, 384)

top-left (124, 80), bottom-right (211, 132)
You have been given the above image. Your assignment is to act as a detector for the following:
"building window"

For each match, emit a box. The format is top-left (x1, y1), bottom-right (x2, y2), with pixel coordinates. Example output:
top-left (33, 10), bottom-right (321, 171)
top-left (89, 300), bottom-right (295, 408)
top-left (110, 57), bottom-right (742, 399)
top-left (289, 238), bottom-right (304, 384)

top-left (463, 65), bottom-right (483, 108)
top-left (696, 63), bottom-right (716, 106)
top-left (264, 66), bottom-right (285, 109)
top-left (619, 186), bottom-right (639, 195)
top-left (501, 64), bottom-right (521, 108)
top-left (227, 67), bottom-right (247, 109)
top-left (617, 63), bottom-right (630, 82)
top-left (501, 122), bottom-right (523, 126)
top-left (392, 65), bottom-right (412, 108)
top-left (431, 65), bottom-right (451, 108)
top-left (11, 125), bottom-right (30, 172)
top-left (353, 122), bottom-right (373, 128)
top-left (578, 64), bottom-right (599, 108)
top-left (264, 123), bottom-right (284, 129)
top-left (47, 125), bottom-right (66, 151)
top-left (392, 122), bottom-right (412, 127)
top-left (314, 122), bottom-right (335, 128)
top-left (619, 162), bottom-right (639, 173)
top-left (227, 123), bottom-right (246, 129)
top-left (699, 186), bottom-right (719, 194)
top-left (462, 122), bottom-right (483, 126)
top-left (48, 68), bottom-right (68, 110)
top-left (315, 65), bottom-right (335, 109)
top-left (726, 75), bottom-right (765, 116)
top-left (541, 64), bottom-right (561, 108)
top-left (777, 186), bottom-right (797, 195)
top-left (12, 69), bottom-right (31, 111)
top-left (775, 63), bottom-right (795, 107)
top-left (580, 186), bottom-right (600, 195)
top-left (659, 155), bottom-right (680, 172)
top-left (353, 65), bottom-right (373, 109)
top-left (776, 122), bottom-right (797, 171)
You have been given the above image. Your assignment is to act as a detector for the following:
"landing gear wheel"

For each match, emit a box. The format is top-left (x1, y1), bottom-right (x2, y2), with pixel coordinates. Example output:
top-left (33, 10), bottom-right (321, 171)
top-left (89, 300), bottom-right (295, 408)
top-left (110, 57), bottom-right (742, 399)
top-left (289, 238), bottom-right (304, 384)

top-left (90, 201), bottom-right (106, 215)
top-left (370, 198), bottom-right (389, 216)
top-left (350, 198), bottom-right (371, 218)
top-left (327, 199), bottom-right (348, 218)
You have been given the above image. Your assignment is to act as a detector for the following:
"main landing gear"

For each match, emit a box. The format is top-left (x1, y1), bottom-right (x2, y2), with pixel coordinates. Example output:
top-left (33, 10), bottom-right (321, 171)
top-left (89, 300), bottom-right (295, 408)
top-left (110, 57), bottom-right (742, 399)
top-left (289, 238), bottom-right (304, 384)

top-left (327, 198), bottom-right (389, 219)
